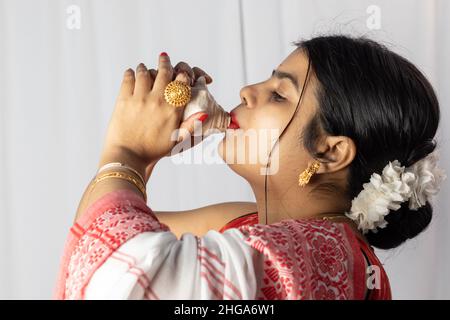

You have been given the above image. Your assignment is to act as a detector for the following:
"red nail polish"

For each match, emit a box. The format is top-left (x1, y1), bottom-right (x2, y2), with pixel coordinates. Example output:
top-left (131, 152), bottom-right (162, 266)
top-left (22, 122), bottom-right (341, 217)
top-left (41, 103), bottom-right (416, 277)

top-left (160, 52), bottom-right (168, 57)
top-left (198, 114), bottom-right (209, 122)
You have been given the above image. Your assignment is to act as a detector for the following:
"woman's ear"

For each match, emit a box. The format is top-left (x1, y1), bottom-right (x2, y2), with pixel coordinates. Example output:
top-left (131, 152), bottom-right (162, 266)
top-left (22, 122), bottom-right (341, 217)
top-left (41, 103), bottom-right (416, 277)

top-left (315, 136), bottom-right (356, 173)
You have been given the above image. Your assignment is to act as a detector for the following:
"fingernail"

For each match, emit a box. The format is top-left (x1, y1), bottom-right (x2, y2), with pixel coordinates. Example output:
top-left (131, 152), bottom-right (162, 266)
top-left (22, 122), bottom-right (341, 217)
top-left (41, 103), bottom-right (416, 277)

top-left (198, 114), bottom-right (209, 122)
top-left (177, 131), bottom-right (189, 143)
top-left (160, 52), bottom-right (168, 57)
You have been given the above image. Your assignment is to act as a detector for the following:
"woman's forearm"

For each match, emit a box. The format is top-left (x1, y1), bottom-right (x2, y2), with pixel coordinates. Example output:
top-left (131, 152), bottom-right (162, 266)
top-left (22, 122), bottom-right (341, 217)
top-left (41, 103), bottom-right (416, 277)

top-left (72, 53), bottom-right (189, 223)
top-left (74, 146), bottom-right (149, 223)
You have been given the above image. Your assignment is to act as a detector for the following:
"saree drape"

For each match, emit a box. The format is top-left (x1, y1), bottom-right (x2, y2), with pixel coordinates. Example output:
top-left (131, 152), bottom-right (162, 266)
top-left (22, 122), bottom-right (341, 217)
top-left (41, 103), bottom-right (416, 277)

top-left (54, 189), bottom-right (390, 299)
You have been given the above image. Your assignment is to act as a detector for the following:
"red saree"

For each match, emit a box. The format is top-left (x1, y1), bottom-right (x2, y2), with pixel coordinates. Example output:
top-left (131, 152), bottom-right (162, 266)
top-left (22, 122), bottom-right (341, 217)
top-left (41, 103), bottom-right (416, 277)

top-left (55, 189), bottom-right (392, 299)
top-left (219, 212), bottom-right (392, 300)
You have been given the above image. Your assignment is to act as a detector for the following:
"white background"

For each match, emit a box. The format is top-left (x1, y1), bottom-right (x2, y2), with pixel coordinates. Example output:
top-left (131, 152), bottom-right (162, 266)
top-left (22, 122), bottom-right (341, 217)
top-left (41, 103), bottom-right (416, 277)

top-left (0, 0), bottom-right (449, 299)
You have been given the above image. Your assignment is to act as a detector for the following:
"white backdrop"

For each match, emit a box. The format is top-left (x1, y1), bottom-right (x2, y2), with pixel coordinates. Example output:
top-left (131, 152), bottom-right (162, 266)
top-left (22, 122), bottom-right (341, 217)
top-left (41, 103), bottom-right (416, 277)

top-left (0, 0), bottom-right (449, 299)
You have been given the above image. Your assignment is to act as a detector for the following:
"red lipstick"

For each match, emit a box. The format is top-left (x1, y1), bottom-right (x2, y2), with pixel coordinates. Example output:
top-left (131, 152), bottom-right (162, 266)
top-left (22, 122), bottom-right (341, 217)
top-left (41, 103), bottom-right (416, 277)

top-left (228, 111), bottom-right (240, 129)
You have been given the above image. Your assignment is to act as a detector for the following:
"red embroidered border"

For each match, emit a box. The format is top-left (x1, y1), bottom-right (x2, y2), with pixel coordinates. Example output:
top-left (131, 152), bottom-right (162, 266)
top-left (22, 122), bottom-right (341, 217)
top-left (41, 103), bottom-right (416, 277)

top-left (53, 189), bottom-right (169, 299)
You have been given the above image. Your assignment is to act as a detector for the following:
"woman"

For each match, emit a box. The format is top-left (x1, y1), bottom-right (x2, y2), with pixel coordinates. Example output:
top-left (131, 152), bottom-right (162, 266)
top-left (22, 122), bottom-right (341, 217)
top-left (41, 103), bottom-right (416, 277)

top-left (54, 35), bottom-right (445, 299)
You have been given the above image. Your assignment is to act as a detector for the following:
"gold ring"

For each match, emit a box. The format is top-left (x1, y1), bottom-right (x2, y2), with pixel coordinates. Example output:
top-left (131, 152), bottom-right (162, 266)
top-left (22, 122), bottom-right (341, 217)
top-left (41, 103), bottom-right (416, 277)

top-left (164, 80), bottom-right (191, 107)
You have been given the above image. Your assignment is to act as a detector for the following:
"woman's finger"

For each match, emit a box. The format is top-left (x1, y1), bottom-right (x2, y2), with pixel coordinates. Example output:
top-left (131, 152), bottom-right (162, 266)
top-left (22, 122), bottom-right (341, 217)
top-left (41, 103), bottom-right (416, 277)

top-left (167, 72), bottom-right (192, 118)
top-left (152, 52), bottom-right (174, 95)
top-left (174, 71), bottom-right (191, 86)
top-left (134, 63), bottom-right (152, 97)
top-left (146, 69), bottom-right (156, 90)
top-left (177, 112), bottom-right (209, 143)
top-left (119, 68), bottom-right (135, 97)
top-left (174, 61), bottom-right (195, 85)
top-left (149, 68), bottom-right (157, 81)
top-left (192, 67), bottom-right (213, 84)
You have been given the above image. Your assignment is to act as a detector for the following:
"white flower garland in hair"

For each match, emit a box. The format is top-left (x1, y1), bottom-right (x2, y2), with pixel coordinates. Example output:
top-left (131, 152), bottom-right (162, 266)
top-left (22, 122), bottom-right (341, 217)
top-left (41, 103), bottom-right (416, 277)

top-left (345, 150), bottom-right (447, 234)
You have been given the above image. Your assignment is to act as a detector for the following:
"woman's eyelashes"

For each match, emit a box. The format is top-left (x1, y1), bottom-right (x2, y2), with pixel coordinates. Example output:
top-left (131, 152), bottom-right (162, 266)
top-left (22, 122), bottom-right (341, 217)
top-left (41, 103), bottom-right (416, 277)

top-left (270, 90), bottom-right (286, 102)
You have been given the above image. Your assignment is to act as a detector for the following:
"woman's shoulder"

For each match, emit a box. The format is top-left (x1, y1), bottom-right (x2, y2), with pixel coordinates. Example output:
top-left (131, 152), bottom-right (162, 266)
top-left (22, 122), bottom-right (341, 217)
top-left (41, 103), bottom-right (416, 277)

top-left (220, 211), bottom-right (360, 249)
top-left (220, 212), bottom-right (368, 274)
top-left (233, 217), bottom-right (367, 299)
top-left (239, 217), bottom-right (360, 252)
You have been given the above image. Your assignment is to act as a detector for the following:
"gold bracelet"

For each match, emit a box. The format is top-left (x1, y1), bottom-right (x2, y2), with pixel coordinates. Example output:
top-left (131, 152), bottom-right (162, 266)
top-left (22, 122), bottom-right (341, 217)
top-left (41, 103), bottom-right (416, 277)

top-left (98, 162), bottom-right (146, 185)
top-left (90, 171), bottom-right (147, 201)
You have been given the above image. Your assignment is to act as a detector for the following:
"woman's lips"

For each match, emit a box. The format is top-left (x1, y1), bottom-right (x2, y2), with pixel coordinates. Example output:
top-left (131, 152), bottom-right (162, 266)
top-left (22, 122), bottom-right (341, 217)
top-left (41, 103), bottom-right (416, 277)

top-left (228, 111), bottom-right (240, 129)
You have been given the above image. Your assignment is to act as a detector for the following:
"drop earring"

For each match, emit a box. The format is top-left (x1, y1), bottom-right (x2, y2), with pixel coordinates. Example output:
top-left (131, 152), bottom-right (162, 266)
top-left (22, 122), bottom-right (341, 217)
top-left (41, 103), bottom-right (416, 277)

top-left (298, 161), bottom-right (321, 187)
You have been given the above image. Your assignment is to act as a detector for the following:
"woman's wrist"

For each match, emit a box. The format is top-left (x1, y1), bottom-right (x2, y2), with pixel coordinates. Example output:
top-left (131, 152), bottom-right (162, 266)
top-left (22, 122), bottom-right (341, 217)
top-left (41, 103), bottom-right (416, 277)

top-left (99, 145), bottom-right (148, 183)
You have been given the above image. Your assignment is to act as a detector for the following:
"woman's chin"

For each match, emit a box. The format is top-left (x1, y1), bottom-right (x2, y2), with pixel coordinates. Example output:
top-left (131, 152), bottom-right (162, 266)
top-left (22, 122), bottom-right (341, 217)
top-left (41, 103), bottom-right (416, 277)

top-left (218, 139), bottom-right (232, 165)
top-left (218, 138), bottom-right (261, 182)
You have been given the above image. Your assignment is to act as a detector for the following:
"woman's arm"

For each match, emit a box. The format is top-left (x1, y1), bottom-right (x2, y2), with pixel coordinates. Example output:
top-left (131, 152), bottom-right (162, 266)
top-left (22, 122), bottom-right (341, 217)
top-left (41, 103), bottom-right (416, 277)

top-left (57, 189), bottom-right (263, 300)
top-left (74, 54), bottom-right (214, 223)
top-left (154, 201), bottom-right (257, 238)
top-left (57, 54), bottom-right (264, 300)
top-left (74, 146), bottom-right (148, 223)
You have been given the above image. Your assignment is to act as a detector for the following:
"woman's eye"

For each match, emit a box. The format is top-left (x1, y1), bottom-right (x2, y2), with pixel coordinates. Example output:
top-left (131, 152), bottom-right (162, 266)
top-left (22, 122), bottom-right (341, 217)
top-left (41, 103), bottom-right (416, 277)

top-left (271, 91), bottom-right (286, 102)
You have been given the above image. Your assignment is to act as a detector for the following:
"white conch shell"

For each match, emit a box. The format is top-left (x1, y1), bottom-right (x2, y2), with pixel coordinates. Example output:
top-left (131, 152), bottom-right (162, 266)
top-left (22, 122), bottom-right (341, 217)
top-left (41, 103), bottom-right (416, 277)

top-left (183, 76), bottom-right (231, 135)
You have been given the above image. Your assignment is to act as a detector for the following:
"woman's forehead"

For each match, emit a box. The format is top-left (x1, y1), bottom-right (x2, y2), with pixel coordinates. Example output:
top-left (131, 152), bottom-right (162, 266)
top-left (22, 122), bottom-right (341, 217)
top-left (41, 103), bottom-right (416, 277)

top-left (276, 49), bottom-right (310, 90)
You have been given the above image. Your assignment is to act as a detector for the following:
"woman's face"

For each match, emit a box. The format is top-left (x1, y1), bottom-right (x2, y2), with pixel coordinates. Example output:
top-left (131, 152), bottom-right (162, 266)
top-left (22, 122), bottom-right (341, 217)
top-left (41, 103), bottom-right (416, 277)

top-left (218, 49), bottom-right (319, 186)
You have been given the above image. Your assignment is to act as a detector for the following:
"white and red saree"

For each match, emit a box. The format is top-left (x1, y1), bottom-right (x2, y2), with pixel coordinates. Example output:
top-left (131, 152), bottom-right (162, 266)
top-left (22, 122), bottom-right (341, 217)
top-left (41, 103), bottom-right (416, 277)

top-left (54, 189), bottom-right (391, 299)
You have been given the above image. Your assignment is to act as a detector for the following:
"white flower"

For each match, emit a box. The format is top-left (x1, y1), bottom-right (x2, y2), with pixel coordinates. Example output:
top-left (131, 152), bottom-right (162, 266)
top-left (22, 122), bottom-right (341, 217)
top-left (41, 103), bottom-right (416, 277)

top-left (407, 150), bottom-right (447, 210)
top-left (346, 160), bottom-right (416, 234)
top-left (346, 150), bottom-right (446, 234)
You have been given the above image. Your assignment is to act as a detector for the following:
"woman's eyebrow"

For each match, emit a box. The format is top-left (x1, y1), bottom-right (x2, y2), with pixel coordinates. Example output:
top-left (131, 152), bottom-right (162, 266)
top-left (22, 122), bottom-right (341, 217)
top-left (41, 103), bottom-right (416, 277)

top-left (271, 69), bottom-right (299, 93)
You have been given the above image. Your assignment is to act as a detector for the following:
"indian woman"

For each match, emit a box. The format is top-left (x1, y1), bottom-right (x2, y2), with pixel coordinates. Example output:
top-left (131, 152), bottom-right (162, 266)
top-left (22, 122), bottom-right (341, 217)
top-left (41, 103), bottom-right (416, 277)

top-left (54, 35), bottom-right (445, 300)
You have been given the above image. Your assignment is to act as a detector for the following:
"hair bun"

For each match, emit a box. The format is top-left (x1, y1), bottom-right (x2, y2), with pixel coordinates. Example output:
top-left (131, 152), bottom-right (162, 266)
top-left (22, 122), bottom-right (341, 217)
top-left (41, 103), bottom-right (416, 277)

top-left (366, 202), bottom-right (433, 249)
top-left (406, 139), bottom-right (436, 166)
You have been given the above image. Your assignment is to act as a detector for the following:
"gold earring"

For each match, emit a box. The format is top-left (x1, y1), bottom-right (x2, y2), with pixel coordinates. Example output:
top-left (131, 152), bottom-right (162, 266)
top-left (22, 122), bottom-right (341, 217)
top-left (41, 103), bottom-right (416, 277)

top-left (298, 161), bottom-right (321, 187)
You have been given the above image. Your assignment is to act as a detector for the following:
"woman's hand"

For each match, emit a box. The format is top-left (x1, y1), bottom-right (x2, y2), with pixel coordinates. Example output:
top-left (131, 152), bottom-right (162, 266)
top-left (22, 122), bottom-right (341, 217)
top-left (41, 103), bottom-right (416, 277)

top-left (75, 54), bottom-right (217, 221)
top-left (169, 61), bottom-right (214, 143)
top-left (148, 61), bottom-right (216, 153)
top-left (99, 53), bottom-right (191, 177)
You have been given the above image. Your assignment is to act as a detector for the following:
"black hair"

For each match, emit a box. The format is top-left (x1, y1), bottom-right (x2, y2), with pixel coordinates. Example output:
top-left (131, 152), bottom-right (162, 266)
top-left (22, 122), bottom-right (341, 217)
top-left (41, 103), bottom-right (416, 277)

top-left (295, 35), bottom-right (440, 249)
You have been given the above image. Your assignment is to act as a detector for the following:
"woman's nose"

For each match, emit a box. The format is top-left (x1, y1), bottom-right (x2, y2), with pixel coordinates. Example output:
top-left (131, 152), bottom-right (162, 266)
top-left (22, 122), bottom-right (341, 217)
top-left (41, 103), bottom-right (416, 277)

top-left (239, 85), bottom-right (257, 109)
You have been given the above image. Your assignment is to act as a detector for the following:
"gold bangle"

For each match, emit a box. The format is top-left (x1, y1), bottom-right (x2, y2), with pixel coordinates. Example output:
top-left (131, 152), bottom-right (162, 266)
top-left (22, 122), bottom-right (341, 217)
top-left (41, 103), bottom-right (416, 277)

top-left (98, 162), bottom-right (146, 185)
top-left (90, 171), bottom-right (147, 201)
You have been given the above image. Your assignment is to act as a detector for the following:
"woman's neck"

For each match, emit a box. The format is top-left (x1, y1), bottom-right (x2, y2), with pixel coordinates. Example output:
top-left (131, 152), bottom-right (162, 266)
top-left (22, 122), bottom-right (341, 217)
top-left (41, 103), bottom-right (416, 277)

top-left (249, 178), bottom-right (369, 246)
top-left (251, 180), bottom-right (350, 225)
